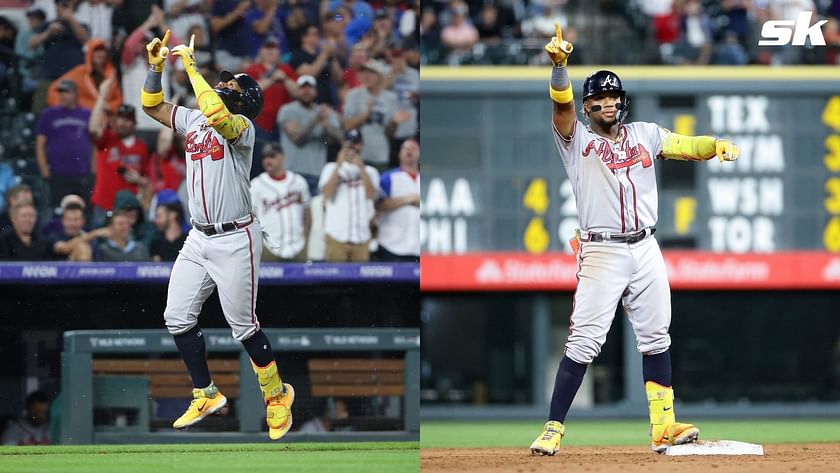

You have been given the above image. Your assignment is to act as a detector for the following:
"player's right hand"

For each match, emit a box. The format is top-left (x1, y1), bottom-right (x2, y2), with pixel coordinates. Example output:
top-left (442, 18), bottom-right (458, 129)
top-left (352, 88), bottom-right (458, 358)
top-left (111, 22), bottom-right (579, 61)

top-left (171, 34), bottom-right (197, 73)
top-left (715, 139), bottom-right (739, 162)
top-left (146, 29), bottom-right (170, 71)
top-left (544, 23), bottom-right (573, 67)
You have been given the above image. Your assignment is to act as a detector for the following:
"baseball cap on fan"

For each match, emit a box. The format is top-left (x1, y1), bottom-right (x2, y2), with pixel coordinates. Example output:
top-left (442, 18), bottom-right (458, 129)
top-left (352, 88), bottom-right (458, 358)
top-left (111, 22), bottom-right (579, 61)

top-left (57, 79), bottom-right (77, 93)
top-left (344, 128), bottom-right (363, 144)
top-left (362, 59), bottom-right (387, 76)
top-left (297, 75), bottom-right (317, 87)
top-left (59, 194), bottom-right (85, 214)
top-left (116, 104), bottom-right (136, 122)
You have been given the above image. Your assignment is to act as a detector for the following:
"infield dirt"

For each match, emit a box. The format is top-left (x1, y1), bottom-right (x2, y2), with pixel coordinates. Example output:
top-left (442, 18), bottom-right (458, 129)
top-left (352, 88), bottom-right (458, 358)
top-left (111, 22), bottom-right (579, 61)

top-left (421, 443), bottom-right (840, 473)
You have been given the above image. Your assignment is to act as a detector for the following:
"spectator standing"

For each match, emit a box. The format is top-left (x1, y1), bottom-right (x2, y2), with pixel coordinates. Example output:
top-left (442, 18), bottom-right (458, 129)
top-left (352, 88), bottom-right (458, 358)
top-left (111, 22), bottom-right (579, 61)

top-left (386, 47), bottom-right (418, 166)
top-left (251, 144), bottom-right (311, 262)
top-left (318, 129), bottom-right (379, 262)
top-left (36, 79), bottom-right (94, 208)
top-left (150, 202), bottom-right (186, 262)
top-left (244, 0), bottom-right (288, 57)
top-left (164, 0), bottom-right (210, 44)
top-left (342, 59), bottom-right (409, 168)
top-left (15, 9), bottom-right (48, 95)
top-left (340, 44), bottom-right (368, 102)
top-left (74, 0), bottom-right (114, 44)
top-left (0, 202), bottom-right (55, 260)
top-left (1, 391), bottom-right (51, 446)
top-left (210, 0), bottom-right (254, 71)
top-left (89, 80), bottom-right (150, 225)
top-left (278, 75), bottom-right (343, 193)
top-left (289, 23), bottom-right (343, 107)
top-left (244, 37), bottom-right (299, 141)
top-left (46, 38), bottom-right (122, 113)
top-left (674, 0), bottom-right (713, 65)
top-left (375, 138), bottom-right (419, 262)
top-left (96, 208), bottom-right (149, 261)
top-left (51, 201), bottom-right (109, 261)
top-left (28, 0), bottom-right (90, 81)
top-left (146, 128), bottom-right (185, 194)
top-left (121, 6), bottom-right (180, 132)
top-left (440, 1), bottom-right (479, 65)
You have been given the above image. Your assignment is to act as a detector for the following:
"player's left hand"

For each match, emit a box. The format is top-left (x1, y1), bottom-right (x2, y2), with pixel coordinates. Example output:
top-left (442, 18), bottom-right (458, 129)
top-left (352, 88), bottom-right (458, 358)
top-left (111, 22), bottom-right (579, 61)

top-left (171, 34), bottom-right (196, 72)
top-left (146, 29), bottom-right (170, 72)
top-left (544, 23), bottom-right (573, 67)
top-left (715, 139), bottom-right (739, 162)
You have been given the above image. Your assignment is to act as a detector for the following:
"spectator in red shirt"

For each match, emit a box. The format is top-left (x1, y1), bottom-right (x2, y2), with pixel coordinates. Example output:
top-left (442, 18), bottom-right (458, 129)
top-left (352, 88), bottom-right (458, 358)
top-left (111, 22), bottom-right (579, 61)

top-left (88, 78), bottom-right (150, 227)
top-left (244, 36), bottom-right (300, 142)
top-left (146, 128), bottom-right (185, 194)
top-left (340, 44), bottom-right (368, 104)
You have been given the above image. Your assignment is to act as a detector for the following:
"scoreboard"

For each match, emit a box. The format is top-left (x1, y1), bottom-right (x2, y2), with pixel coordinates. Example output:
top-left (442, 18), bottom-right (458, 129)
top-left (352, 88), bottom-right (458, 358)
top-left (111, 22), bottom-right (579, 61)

top-left (420, 67), bottom-right (840, 255)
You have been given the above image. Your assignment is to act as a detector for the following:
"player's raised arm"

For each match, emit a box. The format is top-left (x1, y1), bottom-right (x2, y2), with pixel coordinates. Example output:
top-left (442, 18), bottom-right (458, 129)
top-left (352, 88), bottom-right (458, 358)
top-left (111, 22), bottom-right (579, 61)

top-left (546, 23), bottom-right (576, 139)
top-left (142, 29), bottom-right (175, 128)
top-left (171, 35), bottom-right (250, 141)
top-left (659, 132), bottom-right (740, 163)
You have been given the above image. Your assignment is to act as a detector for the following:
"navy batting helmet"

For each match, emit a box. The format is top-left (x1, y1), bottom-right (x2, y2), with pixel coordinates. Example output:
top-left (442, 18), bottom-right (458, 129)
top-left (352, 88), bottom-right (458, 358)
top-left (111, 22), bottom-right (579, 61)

top-left (581, 70), bottom-right (629, 122)
top-left (216, 71), bottom-right (264, 119)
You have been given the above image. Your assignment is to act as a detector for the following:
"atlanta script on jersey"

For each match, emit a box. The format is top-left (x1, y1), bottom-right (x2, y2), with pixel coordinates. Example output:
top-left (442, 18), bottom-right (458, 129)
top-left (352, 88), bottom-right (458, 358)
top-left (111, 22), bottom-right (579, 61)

top-left (554, 120), bottom-right (667, 234)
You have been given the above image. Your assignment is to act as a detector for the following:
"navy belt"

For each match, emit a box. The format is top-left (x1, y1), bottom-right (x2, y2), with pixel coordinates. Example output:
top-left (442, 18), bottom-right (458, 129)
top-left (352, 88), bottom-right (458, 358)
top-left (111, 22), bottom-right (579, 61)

top-left (582, 227), bottom-right (655, 244)
top-left (193, 214), bottom-right (254, 236)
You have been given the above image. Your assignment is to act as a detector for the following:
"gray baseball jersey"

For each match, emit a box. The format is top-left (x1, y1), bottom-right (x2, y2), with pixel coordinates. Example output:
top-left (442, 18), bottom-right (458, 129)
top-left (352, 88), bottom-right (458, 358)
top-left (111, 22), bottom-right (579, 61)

top-left (343, 87), bottom-right (398, 165)
top-left (171, 105), bottom-right (255, 224)
top-left (163, 105), bottom-right (262, 343)
top-left (554, 120), bottom-right (666, 234)
top-left (553, 118), bottom-right (671, 365)
top-left (277, 101), bottom-right (341, 176)
top-left (250, 170), bottom-right (311, 258)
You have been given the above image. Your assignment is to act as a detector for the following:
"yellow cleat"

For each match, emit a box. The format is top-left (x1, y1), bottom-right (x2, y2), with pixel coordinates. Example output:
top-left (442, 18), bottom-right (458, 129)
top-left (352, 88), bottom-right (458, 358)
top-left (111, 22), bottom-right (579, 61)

top-left (267, 383), bottom-right (295, 440)
top-left (530, 420), bottom-right (565, 456)
top-left (650, 422), bottom-right (700, 453)
top-left (172, 385), bottom-right (227, 430)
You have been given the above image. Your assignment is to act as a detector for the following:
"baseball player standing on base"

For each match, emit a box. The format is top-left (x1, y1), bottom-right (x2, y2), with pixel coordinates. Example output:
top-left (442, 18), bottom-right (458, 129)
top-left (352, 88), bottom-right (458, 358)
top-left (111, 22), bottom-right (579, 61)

top-left (530, 24), bottom-right (739, 455)
top-left (140, 30), bottom-right (294, 440)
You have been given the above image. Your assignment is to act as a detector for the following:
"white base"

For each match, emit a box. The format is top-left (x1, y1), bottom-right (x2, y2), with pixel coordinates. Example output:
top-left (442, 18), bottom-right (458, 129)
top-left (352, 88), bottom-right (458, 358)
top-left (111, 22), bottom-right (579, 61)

top-left (665, 440), bottom-right (764, 456)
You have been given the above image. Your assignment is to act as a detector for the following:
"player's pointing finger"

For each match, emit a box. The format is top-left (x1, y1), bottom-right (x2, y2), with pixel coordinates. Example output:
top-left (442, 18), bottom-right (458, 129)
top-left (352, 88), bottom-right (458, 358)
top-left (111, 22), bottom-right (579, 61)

top-left (161, 29), bottom-right (170, 48)
top-left (555, 22), bottom-right (563, 41)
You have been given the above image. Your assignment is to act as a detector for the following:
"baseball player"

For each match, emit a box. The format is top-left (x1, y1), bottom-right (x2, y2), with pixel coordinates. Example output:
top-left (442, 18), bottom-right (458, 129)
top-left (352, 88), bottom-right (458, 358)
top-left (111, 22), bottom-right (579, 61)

top-left (530, 24), bottom-right (739, 455)
top-left (250, 143), bottom-right (311, 262)
top-left (140, 31), bottom-right (294, 440)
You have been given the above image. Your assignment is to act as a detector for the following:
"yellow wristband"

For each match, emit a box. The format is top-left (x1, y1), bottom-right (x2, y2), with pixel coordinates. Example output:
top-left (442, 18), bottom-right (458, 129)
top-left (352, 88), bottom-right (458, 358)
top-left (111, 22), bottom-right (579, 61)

top-left (549, 84), bottom-right (573, 104)
top-left (141, 89), bottom-right (164, 107)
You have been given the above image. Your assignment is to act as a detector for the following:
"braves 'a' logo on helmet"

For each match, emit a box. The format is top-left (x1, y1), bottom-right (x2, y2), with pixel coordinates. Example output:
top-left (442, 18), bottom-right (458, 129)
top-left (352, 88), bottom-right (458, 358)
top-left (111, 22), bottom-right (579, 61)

top-left (600, 75), bottom-right (618, 88)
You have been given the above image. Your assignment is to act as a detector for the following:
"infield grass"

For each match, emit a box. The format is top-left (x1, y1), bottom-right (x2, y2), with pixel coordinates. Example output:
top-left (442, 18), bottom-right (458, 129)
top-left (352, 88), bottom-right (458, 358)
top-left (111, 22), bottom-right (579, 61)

top-left (421, 419), bottom-right (840, 448)
top-left (0, 441), bottom-right (419, 473)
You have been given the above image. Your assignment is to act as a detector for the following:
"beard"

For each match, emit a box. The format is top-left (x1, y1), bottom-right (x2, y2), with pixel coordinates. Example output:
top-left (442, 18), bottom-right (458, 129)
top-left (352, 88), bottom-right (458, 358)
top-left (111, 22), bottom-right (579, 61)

top-left (591, 113), bottom-right (618, 129)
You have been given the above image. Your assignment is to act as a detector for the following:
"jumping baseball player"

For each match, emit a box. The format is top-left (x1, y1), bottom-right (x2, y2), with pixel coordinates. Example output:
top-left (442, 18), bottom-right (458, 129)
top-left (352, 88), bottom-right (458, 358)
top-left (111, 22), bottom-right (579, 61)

top-left (140, 31), bottom-right (294, 440)
top-left (530, 24), bottom-right (739, 455)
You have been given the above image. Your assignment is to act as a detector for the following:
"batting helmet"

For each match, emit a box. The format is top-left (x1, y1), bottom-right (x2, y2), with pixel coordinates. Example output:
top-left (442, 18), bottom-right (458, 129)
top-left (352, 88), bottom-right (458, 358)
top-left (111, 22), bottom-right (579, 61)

top-left (581, 70), bottom-right (629, 122)
top-left (216, 71), bottom-right (264, 119)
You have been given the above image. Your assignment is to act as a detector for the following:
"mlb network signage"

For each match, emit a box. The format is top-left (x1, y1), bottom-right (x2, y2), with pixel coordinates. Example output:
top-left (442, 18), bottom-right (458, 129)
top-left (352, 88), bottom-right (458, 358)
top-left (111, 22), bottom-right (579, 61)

top-left (759, 11), bottom-right (828, 46)
top-left (421, 252), bottom-right (840, 291)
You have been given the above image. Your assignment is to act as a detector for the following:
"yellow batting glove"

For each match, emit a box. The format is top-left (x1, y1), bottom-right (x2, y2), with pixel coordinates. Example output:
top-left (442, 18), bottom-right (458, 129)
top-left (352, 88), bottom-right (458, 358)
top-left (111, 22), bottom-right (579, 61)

top-left (715, 139), bottom-right (739, 162)
top-left (171, 34), bottom-right (197, 73)
top-left (146, 29), bottom-right (170, 72)
top-left (544, 23), bottom-right (573, 66)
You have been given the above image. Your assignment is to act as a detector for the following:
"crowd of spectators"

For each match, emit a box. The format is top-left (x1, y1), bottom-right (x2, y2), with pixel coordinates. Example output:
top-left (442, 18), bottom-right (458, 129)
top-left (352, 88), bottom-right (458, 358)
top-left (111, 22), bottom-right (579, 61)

top-left (421, 0), bottom-right (840, 66)
top-left (0, 0), bottom-right (421, 264)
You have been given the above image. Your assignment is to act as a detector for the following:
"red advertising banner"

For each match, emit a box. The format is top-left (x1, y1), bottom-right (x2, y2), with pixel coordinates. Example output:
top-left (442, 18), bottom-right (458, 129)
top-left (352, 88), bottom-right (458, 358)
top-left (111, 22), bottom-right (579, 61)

top-left (420, 252), bottom-right (840, 291)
